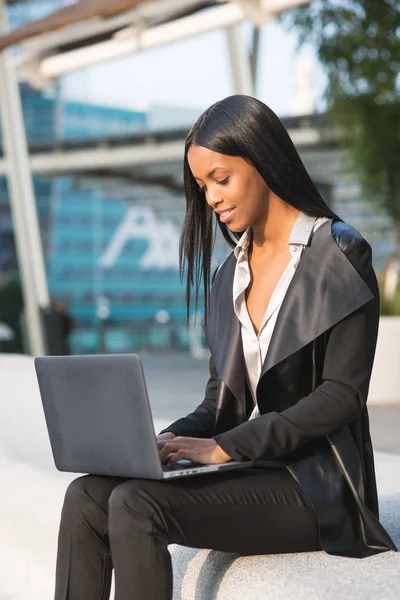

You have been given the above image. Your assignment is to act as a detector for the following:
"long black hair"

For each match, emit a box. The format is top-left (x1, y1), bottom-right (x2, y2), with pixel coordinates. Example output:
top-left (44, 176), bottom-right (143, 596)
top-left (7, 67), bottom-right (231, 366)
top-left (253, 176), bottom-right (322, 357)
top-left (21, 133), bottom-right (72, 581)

top-left (180, 94), bottom-right (341, 323)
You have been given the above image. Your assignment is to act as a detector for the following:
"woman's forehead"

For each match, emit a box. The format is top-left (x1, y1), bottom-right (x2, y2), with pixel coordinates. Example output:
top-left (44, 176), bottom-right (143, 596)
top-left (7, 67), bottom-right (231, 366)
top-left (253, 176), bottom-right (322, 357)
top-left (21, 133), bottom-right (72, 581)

top-left (188, 146), bottom-right (245, 176)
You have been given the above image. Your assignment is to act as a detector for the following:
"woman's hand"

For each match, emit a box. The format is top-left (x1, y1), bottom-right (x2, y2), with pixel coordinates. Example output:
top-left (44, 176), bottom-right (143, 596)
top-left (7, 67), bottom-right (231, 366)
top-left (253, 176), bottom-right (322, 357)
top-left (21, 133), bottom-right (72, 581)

top-left (156, 432), bottom-right (176, 454)
top-left (157, 436), bottom-right (232, 468)
top-left (156, 432), bottom-right (176, 444)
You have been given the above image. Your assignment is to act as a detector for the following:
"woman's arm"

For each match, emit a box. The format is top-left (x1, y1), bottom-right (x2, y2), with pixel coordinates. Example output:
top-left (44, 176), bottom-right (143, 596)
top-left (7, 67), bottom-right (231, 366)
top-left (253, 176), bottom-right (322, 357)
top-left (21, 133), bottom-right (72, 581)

top-left (158, 265), bottom-right (223, 439)
top-left (213, 239), bottom-right (380, 462)
top-left (157, 355), bottom-right (218, 438)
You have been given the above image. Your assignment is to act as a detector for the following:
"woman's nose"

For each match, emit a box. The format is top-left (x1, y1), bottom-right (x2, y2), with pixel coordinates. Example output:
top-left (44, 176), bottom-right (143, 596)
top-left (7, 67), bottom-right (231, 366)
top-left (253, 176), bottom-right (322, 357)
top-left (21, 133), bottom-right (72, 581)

top-left (206, 188), bottom-right (222, 208)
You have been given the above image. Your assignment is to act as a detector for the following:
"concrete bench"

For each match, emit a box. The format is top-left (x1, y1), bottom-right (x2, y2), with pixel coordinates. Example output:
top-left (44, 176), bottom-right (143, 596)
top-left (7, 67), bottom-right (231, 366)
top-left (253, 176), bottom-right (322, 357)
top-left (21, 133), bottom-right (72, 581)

top-left (0, 354), bottom-right (399, 600)
top-left (171, 488), bottom-right (400, 600)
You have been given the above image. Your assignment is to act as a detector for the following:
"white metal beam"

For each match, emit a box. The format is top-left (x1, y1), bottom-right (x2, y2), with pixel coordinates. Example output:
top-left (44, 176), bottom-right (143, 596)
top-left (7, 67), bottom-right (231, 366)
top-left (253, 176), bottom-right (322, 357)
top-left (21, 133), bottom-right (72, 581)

top-left (39, 3), bottom-right (248, 81)
top-left (30, 140), bottom-right (185, 174)
top-left (10, 0), bottom-right (310, 88)
top-left (225, 23), bottom-right (254, 95)
top-left (232, 0), bottom-right (274, 27)
top-left (11, 0), bottom-right (309, 66)
top-left (0, 0), bottom-right (49, 356)
top-left (260, 0), bottom-right (309, 11)
top-left (14, 0), bottom-right (211, 60)
top-left (0, 128), bottom-right (321, 177)
top-left (0, 142), bottom-right (185, 176)
top-left (251, 25), bottom-right (261, 82)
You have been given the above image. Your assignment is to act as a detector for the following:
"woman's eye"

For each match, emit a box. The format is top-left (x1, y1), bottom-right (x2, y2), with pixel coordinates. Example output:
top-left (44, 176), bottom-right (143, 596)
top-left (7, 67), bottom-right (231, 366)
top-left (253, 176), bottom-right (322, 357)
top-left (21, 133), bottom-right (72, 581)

top-left (198, 177), bottom-right (229, 193)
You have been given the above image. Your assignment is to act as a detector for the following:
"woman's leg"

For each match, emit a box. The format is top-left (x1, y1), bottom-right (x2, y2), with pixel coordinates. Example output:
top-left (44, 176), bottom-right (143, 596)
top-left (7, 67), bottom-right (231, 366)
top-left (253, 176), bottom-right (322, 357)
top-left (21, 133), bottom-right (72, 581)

top-left (54, 474), bottom-right (125, 600)
top-left (108, 467), bottom-right (321, 600)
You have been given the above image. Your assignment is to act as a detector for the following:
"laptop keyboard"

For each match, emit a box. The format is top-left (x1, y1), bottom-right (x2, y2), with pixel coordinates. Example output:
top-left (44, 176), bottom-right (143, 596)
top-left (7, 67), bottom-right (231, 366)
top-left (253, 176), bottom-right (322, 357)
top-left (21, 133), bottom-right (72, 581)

top-left (162, 462), bottom-right (203, 472)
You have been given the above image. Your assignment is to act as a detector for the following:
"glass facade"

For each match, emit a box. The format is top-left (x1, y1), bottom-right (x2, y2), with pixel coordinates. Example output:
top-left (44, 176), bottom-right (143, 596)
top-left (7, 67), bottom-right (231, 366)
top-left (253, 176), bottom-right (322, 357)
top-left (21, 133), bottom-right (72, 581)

top-left (63, 101), bottom-right (147, 139)
top-left (301, 145), bottom-right (393, 271)
top-left (1, 3), bottom-right (184, 354)
top-left (20, 84), bottom-right (57, 142)
top-left (45, 178), bottom-right (212, 353)
top-left (15, 83), bottom-right (148, 143)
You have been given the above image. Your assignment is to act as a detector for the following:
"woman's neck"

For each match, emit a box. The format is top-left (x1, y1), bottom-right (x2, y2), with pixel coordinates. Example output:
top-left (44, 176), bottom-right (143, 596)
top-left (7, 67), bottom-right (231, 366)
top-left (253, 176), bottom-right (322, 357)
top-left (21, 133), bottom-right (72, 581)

top-left (251, 196), bottom-right (300, 256)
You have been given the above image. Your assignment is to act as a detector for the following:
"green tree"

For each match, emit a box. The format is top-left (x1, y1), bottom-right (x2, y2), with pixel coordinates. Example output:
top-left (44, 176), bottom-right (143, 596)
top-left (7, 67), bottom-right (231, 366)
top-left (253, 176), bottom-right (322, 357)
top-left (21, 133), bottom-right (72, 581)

top-left (281, 0), bottom-right (400, 301)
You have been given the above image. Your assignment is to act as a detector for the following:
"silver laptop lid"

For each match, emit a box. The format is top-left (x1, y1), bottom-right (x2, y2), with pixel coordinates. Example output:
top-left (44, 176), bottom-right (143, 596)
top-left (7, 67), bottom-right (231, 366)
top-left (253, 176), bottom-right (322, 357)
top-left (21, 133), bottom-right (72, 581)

top-left (34, 354), bottom-right (163, 479)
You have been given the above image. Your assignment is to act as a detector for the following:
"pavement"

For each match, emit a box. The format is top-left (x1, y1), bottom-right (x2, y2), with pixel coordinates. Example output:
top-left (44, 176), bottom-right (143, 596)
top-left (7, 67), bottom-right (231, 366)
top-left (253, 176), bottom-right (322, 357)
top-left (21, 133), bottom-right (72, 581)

top-left (141, 352), bottom-right (400, 455)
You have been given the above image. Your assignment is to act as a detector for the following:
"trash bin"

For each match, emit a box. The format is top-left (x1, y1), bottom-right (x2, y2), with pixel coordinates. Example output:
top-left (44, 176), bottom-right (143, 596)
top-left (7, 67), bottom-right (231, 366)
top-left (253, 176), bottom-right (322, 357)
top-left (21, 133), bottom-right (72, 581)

top-left (40, 307), bottom-right (71, 356)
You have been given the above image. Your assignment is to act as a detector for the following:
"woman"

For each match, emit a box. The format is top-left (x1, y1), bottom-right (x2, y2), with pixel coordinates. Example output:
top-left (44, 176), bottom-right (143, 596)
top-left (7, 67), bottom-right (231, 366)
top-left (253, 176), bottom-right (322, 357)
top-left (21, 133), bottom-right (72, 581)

top-left (55, 95), bottom-right (396, 600)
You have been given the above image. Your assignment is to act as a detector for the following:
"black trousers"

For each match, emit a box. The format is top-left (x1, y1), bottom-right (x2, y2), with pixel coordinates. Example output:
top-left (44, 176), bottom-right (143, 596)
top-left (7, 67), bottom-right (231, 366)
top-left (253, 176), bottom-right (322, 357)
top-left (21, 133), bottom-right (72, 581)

top-left (55, 467), bottom-right (321, 600)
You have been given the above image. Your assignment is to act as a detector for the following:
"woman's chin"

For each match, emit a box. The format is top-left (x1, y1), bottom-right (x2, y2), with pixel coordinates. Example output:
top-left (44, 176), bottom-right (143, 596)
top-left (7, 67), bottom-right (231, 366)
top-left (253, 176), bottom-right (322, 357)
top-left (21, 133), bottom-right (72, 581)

top-left (226, 221), bottom-right (247, 233)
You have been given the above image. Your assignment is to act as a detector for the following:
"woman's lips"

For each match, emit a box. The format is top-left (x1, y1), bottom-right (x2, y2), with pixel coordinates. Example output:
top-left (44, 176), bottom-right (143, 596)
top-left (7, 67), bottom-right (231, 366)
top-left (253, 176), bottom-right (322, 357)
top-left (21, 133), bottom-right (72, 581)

top-left (219, 208), bottom-right (235, 223)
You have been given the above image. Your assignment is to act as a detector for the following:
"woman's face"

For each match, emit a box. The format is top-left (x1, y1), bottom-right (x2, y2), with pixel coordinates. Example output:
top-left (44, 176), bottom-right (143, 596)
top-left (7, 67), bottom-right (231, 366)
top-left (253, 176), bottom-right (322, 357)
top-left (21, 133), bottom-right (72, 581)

top-left (187, 145), bottom-right (270, 233)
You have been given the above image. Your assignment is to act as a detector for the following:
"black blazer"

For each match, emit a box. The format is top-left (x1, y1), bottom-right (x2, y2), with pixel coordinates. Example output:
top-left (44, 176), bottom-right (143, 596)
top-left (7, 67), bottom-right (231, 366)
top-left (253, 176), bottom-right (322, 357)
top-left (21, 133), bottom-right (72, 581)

top-left (162, 219), bottom-right (397, 558)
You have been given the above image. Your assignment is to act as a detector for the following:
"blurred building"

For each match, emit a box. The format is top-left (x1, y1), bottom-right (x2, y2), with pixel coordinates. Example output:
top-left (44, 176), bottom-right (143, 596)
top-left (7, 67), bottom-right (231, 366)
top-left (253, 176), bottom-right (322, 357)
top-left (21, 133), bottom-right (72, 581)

top-left (0, 84), bottom-right (196, 352)
top-left (16, 83), bottom-right (147, 143)
top-left (45, 177), bottom-right (206, 353)
top-left (291, 57), bottom-right (316, 117)
top-left (0, 109), bottom-right (394, 354)
top-left (0, 2), bottom-right (394, 355)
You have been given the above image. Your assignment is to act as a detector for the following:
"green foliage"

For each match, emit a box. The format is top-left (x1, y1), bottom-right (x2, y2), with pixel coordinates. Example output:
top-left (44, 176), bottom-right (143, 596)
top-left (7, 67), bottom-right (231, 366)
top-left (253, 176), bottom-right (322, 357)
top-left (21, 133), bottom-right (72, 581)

top-left (375, 273), bottom-right (400, 315)
top-left (379, 285), bottom-right (400, 316)
top-left (281, 0), bottom-right (400, 220)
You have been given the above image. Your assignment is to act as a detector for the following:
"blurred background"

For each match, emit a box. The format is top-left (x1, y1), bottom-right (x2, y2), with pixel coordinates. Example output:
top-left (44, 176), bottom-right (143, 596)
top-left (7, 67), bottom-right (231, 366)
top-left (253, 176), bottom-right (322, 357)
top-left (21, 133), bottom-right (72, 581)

top-left (0, 1), bottom-right (399, 393)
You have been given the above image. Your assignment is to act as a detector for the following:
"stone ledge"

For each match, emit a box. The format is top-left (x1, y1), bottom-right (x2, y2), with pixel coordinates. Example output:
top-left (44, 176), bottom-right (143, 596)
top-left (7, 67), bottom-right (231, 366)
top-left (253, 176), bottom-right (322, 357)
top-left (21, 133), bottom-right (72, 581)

top-left (170, 493), bottom-right (400, 600)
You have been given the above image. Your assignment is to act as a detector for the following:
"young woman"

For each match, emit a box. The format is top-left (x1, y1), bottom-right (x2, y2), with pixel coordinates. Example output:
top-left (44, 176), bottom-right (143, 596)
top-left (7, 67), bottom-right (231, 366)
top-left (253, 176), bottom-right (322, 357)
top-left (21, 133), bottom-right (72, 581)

top-left (55, 95), bottom-right (396, 600)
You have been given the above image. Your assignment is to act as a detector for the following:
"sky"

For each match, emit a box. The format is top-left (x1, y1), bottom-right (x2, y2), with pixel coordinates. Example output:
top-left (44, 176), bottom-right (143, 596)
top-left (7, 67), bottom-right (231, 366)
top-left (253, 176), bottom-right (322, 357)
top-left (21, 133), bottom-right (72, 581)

top-left (62, 17), bottom-right (326, 118)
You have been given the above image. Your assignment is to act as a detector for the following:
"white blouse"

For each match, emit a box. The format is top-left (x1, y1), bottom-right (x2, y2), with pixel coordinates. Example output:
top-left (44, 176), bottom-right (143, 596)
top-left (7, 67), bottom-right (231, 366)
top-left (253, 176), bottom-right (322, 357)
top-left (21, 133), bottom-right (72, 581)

top-left (233, 212), bottom-right (330, 420)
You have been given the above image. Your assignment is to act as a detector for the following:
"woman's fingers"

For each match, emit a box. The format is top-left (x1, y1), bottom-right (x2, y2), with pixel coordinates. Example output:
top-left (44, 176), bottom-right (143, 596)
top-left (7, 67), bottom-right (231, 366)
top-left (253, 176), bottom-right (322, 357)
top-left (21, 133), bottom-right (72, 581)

top-left (157, 439), bottom-right (174, 452)
top-left (156, 433), bottom-right (176, 451)
top-left (158, 437), bottom-right (230, 466)
top-left (166, 449), bottom-right (186, 468)
top-left (156, 432), bottom-right (176, 443)
top-left (159, 437), bottom-right (202, 464)
top-left (158, 438), bottom-right (184, 463)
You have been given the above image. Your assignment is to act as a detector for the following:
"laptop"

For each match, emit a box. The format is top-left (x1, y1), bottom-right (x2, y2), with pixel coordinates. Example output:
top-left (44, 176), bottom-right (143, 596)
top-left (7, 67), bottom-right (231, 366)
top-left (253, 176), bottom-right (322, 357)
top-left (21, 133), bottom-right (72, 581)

top-left (34, 354), bottom-right (254, 479)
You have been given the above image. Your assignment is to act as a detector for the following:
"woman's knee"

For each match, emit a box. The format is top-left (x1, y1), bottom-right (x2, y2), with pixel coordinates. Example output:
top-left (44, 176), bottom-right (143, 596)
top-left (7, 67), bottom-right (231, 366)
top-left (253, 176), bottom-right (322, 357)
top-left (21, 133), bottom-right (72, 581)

top-left (63, 475), bottom-right (93, 507)
top-left (59, 476), bottom-right (101, 534)
top-left (108, 479), bottom-right (165, 523)
top-left (63, 474), bottom-right (121, 517)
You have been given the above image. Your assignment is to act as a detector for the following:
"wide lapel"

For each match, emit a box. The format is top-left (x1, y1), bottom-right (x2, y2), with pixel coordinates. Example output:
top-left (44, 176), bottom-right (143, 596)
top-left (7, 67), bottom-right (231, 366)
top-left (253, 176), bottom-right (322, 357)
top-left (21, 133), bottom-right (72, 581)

top-left (261, 220), bottom-right (374, 377)
top-left (206, 254), bottom-right (246, 411)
